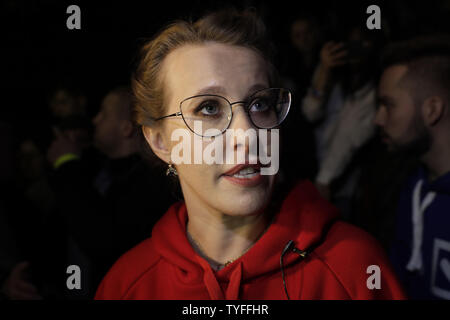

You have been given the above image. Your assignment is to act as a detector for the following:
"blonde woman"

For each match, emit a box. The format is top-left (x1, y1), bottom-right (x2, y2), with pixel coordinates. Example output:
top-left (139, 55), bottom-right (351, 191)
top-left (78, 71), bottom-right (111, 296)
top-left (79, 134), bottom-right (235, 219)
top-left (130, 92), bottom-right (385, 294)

top-left (95, 9), bottom-right (405, 300)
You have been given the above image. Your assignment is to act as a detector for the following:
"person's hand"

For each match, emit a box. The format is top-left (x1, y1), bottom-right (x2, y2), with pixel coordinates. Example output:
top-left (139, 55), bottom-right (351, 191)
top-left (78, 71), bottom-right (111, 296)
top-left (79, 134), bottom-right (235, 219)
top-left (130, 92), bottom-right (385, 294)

top-left (309, 42), bottom-right (348, 97)
top-left (319, 41), bottom-right (348, 72)
top-left (1, 262), bottom-right (42, 300)
top-left (315, 181), bottom-right (331, 201)
top-left (47, 127), bottom-right (82, 165)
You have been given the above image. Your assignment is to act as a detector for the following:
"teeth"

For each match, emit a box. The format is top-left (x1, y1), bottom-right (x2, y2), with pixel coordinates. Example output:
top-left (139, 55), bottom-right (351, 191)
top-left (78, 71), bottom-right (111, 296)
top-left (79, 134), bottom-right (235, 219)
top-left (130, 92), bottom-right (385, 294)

top-left (240, 167), bottom-right (257, 174)
top-left (232, 167), bottom-right (260, 178)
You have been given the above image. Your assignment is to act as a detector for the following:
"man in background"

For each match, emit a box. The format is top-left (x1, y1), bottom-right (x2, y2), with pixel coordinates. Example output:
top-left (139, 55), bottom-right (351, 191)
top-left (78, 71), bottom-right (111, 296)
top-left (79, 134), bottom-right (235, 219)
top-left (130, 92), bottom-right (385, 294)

top-left (375, 36), bottom-right (450, 299)
top-left (40, 86), bottom-right (176, 299)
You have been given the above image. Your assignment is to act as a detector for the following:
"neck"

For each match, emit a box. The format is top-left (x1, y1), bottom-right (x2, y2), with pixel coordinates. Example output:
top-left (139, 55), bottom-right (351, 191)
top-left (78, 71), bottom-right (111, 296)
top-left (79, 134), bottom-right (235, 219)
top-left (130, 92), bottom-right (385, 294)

top-left (185, 189), bottom-right (269, 266)
top-left (421, 130), bottom-right (450, 181)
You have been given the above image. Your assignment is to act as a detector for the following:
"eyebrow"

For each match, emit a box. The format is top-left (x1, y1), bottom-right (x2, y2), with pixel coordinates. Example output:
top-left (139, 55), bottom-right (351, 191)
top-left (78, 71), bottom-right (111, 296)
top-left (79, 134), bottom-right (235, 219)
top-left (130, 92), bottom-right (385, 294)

top-left (193, 83), bottom-right (269, 98)
top-left (377, 95), bottom-right (393, 105)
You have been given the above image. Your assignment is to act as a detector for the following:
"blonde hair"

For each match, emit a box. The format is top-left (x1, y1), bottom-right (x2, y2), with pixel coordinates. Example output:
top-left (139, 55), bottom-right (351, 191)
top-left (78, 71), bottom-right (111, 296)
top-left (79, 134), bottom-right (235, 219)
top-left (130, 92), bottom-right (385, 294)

top-left (132, 8), bottom-right (278, 128)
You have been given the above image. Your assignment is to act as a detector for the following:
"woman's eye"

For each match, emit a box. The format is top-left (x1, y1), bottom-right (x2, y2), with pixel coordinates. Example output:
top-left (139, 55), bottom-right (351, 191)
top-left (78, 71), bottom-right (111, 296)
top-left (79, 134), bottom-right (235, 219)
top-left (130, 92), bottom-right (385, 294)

top-left (196, 102), bottom-right (220, 116)
top-left (249, 99), bottom-right (270, 112)
top-left (204, 105), bottom-right (217, 114)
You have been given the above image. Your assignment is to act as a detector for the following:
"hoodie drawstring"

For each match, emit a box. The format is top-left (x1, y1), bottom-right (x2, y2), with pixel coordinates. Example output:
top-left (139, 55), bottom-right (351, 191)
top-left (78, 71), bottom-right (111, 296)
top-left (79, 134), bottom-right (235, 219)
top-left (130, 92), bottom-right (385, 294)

top-left (197, 256), bottom-right (224, 299)
top-left (225, 262), bottom-right (242, 300)
top-left (406, 179), bottom-right (436, 272)
top-left (196, 256), bottom-right (243, 300)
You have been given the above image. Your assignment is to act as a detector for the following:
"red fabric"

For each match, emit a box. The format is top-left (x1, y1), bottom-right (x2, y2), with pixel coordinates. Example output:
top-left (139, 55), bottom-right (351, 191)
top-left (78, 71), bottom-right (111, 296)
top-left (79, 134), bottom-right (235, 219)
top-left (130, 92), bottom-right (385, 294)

top-left (95, 180), bottom-right (406, 300)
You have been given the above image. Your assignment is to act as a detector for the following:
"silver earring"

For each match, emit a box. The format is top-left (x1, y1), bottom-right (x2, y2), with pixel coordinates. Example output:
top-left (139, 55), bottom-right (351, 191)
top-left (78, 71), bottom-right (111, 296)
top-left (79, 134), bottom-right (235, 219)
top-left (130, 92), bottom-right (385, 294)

top-left (166, 163), bottom-right (178, 176)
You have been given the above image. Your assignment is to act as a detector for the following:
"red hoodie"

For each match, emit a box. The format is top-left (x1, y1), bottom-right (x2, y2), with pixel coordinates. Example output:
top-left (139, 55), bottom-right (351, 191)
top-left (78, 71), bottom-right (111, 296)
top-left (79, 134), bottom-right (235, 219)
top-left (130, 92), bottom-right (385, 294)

top-left (95, 180), bottom-right (406, 300)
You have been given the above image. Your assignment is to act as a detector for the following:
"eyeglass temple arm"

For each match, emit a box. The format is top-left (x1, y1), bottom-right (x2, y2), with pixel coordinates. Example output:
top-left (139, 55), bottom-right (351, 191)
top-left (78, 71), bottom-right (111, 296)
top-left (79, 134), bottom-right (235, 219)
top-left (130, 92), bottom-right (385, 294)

top-left (155, 112), bottom-right (182, 121)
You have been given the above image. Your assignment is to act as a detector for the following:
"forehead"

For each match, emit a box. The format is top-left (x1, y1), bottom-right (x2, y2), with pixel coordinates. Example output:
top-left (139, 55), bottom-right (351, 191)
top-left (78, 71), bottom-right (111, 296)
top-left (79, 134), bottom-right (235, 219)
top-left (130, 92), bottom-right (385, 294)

top-left (52, 89), bottom-right (72, 102)
top-left (101, 92), bottom-right (121, 112)
top-left (291, 20), bottom-right (309, 32)
top-left (161, 43), bottom-right (269, 105)
top-left (379, 65), bottom-right (409, 92)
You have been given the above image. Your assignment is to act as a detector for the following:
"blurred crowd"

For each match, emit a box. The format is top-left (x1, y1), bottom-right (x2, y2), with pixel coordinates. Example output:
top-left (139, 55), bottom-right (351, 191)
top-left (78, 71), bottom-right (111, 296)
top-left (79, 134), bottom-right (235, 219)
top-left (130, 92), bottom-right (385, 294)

top-left (0, 85), bottom-right (178, 299)
top-left (1, 1), bottom-right (450, 300)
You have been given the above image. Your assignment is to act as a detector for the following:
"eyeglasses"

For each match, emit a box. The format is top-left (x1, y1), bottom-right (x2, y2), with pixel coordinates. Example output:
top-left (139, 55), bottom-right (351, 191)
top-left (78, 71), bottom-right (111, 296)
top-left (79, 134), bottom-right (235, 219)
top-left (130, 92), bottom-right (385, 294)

top-left (154, 87), bottom-right (291, 137)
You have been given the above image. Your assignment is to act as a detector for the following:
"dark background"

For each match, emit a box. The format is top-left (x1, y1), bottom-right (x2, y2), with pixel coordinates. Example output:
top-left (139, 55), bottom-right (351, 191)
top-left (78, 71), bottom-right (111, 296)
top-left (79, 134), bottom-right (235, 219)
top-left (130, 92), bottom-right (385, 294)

top-left (3, 0), bottom-right (450, 137)
top-left (1, 0), bottom-right (450, 300)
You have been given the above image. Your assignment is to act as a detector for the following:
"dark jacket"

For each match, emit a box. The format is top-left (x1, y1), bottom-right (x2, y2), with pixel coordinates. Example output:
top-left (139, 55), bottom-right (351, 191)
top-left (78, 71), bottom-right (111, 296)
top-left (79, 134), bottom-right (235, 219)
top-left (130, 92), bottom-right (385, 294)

top-left (46, 152), bottom-right (177, 298)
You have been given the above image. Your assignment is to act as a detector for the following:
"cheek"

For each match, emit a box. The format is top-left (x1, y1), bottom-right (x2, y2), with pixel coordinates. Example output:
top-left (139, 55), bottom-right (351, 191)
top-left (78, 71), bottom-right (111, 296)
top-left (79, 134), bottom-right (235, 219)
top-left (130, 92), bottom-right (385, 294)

top-left (389, 112), bottom-right (414, 138)
top-left (385, 108), bottom-right (402, 129)
top-left (98, 119), bottom-right (120, 139)
top-left (177, 164), bottom-right (216, 187)
top-left (167, 126), bottom-right (221, 180)
top-left (100, 120), bottom-right (114, 134)
top-left (168, 126), bottom-right (227, 164)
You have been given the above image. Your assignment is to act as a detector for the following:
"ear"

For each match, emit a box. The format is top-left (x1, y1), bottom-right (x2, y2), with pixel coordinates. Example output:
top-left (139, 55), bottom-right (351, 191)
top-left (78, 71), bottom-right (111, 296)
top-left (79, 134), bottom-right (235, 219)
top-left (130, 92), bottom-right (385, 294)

top-left (120, 120), bottom-right (134, 138)
top-left (142, 125), bottom-right (171, 164)
top-left (423, 96), bottom-right (444, 126)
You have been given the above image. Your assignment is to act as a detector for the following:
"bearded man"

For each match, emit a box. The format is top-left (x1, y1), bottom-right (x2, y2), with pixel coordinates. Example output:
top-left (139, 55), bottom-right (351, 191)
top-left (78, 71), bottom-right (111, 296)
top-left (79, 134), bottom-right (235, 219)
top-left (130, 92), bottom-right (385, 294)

top-left (375, 35), bottom-right (450, 300)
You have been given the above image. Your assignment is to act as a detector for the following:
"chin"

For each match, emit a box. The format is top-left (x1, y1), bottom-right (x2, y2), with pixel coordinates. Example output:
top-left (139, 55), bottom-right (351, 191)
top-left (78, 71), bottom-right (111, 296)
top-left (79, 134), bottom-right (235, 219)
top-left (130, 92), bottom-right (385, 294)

top-left (219, 185), bottom-right (272, 216)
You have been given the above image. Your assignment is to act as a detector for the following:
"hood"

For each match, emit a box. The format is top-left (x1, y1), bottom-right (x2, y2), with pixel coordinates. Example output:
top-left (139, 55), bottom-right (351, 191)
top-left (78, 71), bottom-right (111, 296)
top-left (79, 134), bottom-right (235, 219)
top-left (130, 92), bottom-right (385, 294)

top-left (151, 180), bottom-right (339, 299)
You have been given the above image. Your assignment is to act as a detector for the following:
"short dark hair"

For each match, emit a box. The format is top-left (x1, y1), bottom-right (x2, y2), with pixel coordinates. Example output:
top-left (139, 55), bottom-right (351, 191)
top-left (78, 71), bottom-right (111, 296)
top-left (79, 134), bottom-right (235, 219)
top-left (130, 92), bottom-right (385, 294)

top-left (381, 35), bottom-right (450, 105)
top-left (109, 85), bottom-right (134, 120)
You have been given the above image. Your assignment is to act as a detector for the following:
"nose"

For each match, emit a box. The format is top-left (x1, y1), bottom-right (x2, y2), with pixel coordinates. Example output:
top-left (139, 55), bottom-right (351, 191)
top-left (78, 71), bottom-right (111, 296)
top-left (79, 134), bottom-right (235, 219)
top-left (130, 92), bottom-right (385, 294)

top-left (229, 104), bottom-right (255, 131)
top-left (374, 107), bottom-right (386, 127)
top-left (227, 104), bottom-right (258, 161)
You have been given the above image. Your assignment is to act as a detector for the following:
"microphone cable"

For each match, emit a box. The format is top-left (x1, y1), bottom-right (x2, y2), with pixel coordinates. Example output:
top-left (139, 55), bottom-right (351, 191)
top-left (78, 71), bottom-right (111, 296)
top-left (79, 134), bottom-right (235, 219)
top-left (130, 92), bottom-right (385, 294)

top-left (280, 240), bottom-right (308, 300)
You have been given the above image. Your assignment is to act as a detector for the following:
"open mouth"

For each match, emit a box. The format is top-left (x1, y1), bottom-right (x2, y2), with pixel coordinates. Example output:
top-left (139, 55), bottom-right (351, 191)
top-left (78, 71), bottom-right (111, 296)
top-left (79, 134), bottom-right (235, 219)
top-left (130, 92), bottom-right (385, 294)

top-left (229, 166), bottom-right (260, 179)
top-left (222, 164), bottom-right (266, 187)
top-left (222, 163), bottom-right (263, 177)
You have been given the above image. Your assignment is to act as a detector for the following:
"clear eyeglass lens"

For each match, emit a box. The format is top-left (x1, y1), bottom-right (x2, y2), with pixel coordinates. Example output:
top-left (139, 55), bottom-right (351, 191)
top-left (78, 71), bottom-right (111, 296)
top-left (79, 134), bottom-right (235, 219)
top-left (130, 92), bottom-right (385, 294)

top-left (248, 88), bottom-right (290, 129)
top-left (181, 95), bottom-right (232, 137)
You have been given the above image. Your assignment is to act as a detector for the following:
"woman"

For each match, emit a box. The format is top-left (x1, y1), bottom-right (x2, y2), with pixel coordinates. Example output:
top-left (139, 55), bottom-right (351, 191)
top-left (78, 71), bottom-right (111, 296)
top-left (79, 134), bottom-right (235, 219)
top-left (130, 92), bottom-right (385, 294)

top-left (95, 9), bottom-right (405, 300)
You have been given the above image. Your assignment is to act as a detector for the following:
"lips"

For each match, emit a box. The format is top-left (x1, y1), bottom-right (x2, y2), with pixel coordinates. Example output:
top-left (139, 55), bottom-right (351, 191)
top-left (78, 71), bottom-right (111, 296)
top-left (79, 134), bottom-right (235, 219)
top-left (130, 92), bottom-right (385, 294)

top-left (222, 163), bottom-right (262, 176)
top-left (221, 163), bottom-right (268, 187)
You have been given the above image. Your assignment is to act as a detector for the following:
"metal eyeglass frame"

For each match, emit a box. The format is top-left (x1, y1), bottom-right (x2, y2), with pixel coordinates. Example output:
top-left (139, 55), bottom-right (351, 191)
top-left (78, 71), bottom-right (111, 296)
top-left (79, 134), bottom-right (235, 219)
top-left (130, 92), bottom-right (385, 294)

top-left (153, 87), bottom-right (291, 137)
